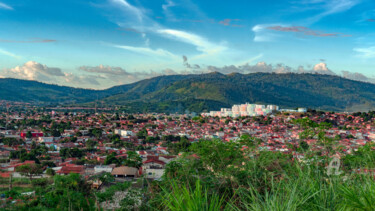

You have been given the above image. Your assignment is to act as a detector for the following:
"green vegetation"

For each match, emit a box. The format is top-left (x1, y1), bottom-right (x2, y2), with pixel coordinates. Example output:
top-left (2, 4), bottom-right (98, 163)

top-left (2, 138), bottom-right (375, 210)
top-left (148, 139), bottom-right (375, 210)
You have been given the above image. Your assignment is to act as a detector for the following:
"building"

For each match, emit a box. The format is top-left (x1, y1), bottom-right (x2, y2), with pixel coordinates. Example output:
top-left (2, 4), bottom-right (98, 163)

top-left (111, 166), bottom-right (139, 178)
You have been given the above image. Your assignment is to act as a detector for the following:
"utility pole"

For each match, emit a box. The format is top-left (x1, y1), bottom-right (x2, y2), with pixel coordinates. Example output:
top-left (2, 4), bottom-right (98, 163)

top-left (6, 103), bottom-right (10, 130)
top-left (95, 94), bottom-right (99, 114)
top-left (9, 174), bottom-right (12, 191)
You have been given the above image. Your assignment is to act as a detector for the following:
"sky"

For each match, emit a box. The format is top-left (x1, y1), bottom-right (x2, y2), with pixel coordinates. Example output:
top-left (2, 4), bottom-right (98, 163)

top-left (0, 0), bottom-right (375, 89)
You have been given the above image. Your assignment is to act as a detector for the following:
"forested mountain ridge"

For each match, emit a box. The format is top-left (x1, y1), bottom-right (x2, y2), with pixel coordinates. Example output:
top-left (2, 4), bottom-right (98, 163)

top-left (1, 73), bottom-right (375, 112)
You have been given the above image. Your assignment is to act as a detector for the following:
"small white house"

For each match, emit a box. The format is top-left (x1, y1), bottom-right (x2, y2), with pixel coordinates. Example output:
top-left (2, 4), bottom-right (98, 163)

top-left (94, 165), bottom-right (114, 174)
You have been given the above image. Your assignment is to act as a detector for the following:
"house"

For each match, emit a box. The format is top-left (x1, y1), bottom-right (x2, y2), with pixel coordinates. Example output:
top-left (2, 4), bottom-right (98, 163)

top-left (38, 137), bottom-right (54, 144)
top-left (142, 159), bottom-right (166, 179)
top-left (56, 164), bottom-right (85, 175)
top-left (21, 132), bottom-right (43, 138)
top-left (111, 166), bottom-right (139, 178)
top-left (94, 165), bottom-right (114, 174)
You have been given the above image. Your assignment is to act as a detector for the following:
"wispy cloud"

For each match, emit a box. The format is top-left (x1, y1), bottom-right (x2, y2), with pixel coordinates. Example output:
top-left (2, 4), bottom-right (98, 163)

top-left (0, 2), bottom-right (12, 10)
top-left (252, 24), bottom-right (280, 42)
top-left (108, 0), bottom-right (231, 64)
top-left (0, 49), bottom-right (20, 59)
top-left (267, 26), bottom-right (350, 37)
top-left (217, 19), bottom-right (244, 27)
top-left (252, 24), bottom-right (350, 42)
top-left (157, 29), bottom-right (226, 55)
top-left (116, 27), bottom-right (142, 33)
top-left (0, 39), bottom-right (57, 43)
top-left (112, 44), bottom-right (178, 59)
top-left (162, 0), bottom-right (176, 21)
top-left (354, 46), bottom-right (375, 58)
top-left (110, 0), bottom-right (146, 23)
top-left (297, 0), bottom-right (360, 23)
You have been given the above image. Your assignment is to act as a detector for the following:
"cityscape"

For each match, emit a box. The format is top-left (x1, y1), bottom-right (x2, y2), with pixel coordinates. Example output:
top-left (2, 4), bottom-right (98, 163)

top-left (1, 0), bottom-right (375, 210)
top-left (0, 104), bottom-right (374, 209)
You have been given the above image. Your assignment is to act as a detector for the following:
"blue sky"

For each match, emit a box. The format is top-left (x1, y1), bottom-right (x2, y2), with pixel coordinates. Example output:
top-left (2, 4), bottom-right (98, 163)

top-left (0, 0), bottom-right (375, 88)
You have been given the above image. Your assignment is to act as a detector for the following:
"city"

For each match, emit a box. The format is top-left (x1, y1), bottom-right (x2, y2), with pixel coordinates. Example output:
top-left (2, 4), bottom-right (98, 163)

top-left (0, 104), bottom-right (374, 209)
top-left (2, 0), bottom-right (375, 209)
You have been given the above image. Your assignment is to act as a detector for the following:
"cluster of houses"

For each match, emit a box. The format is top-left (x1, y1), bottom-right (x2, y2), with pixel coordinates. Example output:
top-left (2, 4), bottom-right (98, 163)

top-left (0, 109), bottom-right (373, 183)
top-left (202, 103), bottom-right (307, 117)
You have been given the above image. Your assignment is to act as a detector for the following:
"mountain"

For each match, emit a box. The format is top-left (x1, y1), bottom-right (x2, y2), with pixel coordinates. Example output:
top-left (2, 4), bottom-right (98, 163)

top-left (101, 72), bottom-right (375, 112)
top-left (0, 78), bottom-right (107, 104)
top-left (1, 73), bottom-right (375, 112)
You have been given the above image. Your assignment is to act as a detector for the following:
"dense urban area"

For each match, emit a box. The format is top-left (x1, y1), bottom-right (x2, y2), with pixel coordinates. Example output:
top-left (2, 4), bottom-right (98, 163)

top-left (0, 102), bottom-right (375, 210)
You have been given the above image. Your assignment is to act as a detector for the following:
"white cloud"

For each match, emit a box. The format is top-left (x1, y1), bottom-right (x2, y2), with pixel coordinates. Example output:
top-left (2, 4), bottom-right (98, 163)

top-left (297, 0), bottom-right (360, 23)
top-left (252, 24), bottom-right (280, 42)
top-left (113, 44), bottom-right (178, 59)
top-left (237, 54), bottom-right (264, 65)
top-left (3, 61), bottom-right (64, 81)
top-left (110, 0), bottom-right (145, 23)
top-left (0, 61), bottom-right (103, 88)
top-left (312, 62), bottom-right (336, 75)
top-left (0, 2), bottom-right (12, 10)
top-left (0, 49), bottom-right (20, 59)
top-left (204, 61), bottom-right (339, 75)
top-left (162, 0), bottom-right (176, 20)
top-left (354, 46), bottom-right (375, 58)
top-left (107, 0), bottom-right (228, 59)
top-left (79, 64), bottom-right (129, 75)
top-left (157, 29), bottom-right (226, 55)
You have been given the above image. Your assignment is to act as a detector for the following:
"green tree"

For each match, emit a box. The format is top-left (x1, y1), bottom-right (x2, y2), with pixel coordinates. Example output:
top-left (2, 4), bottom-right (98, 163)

top-left (124, 151), bottom-right (142, 168)
top-left (104, 152), bottom-right (121, 165)
top-left (89, 128), bottom-right (103, 139)
top-left (15, 163), bottom-right (43, 181)
top-left (46, 168), bottom-right (56, 176)
top-left (26, 131), bottom-right (33, 139)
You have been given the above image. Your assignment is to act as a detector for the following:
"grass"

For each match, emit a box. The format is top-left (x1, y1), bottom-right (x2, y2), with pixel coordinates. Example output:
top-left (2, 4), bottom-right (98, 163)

top-left (160, 180), bottom-right (228, 211)
top-left (155, 161), bottom-right (375, 211)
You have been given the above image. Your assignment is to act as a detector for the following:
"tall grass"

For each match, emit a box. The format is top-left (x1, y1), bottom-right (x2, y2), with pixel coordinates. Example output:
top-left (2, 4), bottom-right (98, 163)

top-left (155, 163), bottom-right (375, 211)
top-left (153, 141), bottom-right (375, 210)
top-left (160, 179), bottom-right (228, 211)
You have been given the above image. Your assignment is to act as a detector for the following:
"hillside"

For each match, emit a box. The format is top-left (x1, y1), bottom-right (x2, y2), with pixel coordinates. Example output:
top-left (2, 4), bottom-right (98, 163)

top-left (101, 72), bottom-right (375, 112)
top-left (1, 73), bottom-right (375, 112)
top-left (0, 78), bottom-right (107, 104)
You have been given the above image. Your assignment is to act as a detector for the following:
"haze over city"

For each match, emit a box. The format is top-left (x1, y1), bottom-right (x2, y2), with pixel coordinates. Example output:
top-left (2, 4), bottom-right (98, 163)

top-left (1, 0), bottom-right (375, 88)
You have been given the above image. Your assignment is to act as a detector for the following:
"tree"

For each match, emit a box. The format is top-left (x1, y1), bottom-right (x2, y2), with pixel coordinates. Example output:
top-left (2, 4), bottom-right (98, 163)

top-left (136, 129), bottom-right (148, 139)
top-left (104, 152), bottom-right (121, 165)
top-left (41, 174), bottom-right (95, 210)
top-left (15, 164), bottom-right (43, 180)
top-left (85, 139), bottom-right (97, 149)
top-left (89, 128), bottom-right (103, 139)
top-left (59, 147), bottom-right (83, 158)
top-left (26, 131), bottom-right (32, 139)
top-left (124, 151), bottom-right (142, 168)
top-left (51, 129), bottom-right (61, 137)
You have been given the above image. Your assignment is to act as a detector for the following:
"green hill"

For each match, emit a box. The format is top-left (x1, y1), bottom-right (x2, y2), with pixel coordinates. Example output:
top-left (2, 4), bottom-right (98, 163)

top-left (100, 72), bottom-right (375, 112)
top-left (0, 78), bottom-right (108, 104)
top-left (1, 72), bottom-right (375, 112)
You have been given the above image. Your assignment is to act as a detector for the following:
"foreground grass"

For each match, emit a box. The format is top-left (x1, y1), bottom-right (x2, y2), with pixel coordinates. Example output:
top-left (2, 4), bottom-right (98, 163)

top-left (149, 139), bottom-right (375, 211)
